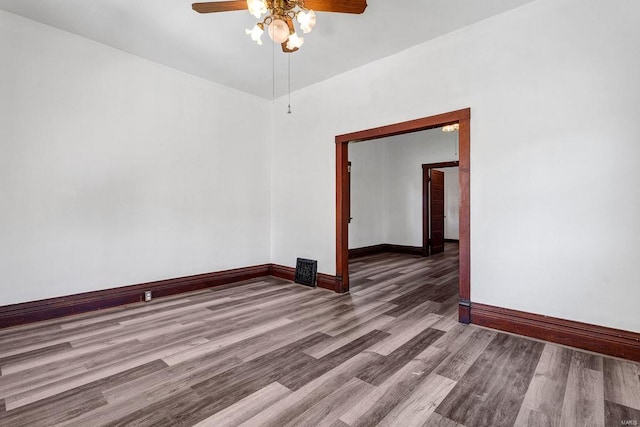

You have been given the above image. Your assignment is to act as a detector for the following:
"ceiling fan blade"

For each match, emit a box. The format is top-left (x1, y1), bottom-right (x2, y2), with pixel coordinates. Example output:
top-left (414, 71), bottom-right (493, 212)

top-left (192, 1), bottom-right (248, 13)
top-left (302, 0), bottom-right (367, 14)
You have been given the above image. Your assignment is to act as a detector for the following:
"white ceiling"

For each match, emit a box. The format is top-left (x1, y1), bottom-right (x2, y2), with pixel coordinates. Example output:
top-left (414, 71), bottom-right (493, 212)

top-left (0, 0), bottom-right (536, 99)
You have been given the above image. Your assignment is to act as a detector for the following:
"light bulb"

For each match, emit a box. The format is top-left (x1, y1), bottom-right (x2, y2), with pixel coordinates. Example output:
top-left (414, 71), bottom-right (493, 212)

top-left (297, 10), bottom-right (316, 33)
top-left (246, 0), bottom-right (267, 19)
top-left (245, 24), bottom-right (264, 45)
top-left (268, 19), bottom-right (290, 44)
top-left (286, 32), bottom-right (304, 50)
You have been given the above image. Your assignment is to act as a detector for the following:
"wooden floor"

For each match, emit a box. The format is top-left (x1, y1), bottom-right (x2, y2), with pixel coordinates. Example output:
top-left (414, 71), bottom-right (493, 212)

top-left (1, 244), bottom-right (639, 426)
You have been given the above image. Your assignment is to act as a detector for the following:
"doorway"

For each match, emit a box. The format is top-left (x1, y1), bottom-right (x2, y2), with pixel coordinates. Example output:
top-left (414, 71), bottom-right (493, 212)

top-left (422, 161), bottom-right (460, 256)
top-left (335, 108), bottom-right (471, 323)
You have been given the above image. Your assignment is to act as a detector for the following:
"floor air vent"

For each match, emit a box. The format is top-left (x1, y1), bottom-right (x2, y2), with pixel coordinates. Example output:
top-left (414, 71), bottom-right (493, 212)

top-left (295, 258), bottom-right (318, 288)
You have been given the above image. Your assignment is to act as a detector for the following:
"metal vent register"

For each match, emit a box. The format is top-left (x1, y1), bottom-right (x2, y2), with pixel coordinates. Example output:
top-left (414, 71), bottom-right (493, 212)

top-left (294, 258), bottom-right (318, 288)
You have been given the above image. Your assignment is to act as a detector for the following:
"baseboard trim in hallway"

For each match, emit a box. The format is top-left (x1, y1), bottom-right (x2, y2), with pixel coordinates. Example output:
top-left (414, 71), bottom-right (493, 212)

top-left (472, 302), bottom-right (640, 362)
top-left (348, 243), bottom-right (426, 259)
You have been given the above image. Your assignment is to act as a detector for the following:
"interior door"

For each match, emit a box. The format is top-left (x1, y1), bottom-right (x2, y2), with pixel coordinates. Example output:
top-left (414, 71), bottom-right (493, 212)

top-left (430, 169), bottom-right (445, 254)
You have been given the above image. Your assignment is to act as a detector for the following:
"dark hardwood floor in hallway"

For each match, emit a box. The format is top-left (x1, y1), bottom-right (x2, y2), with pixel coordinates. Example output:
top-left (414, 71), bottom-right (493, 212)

top-left (0, 244), bottom-right (639, 426)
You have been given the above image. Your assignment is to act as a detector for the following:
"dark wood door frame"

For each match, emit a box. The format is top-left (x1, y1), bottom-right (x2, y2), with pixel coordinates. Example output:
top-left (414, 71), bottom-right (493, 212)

top-left (335, 108), bottom-right (471, 323)
top-left (422, 161), bottom-right (459, 256)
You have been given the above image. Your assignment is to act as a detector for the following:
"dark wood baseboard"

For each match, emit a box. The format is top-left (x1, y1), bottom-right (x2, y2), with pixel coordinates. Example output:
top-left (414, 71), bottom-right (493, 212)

top-left (349, 243), bottom-right (426, 259)
top-left (0, 264), bottom-right (340, 329)
top-left (386, 244), bottom-right (426, 256)
top-left (0, 264), bottom-right (271, 329)
top-left (444, 239), bottom-right (459, 243)
top-left (348, 244), bottom-right (386, 258)
top-left (472, 302), bottom-right (640, 363)
top-left (269, 264), bottom-right (338, 292)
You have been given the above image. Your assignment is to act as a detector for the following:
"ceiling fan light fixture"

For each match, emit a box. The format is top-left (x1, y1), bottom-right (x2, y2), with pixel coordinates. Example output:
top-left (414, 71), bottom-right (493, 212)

top-left (245, 23), bottom-right (264, 45)
top-left (192, 0), bottom-right (367, 54)
top-left (268, 18), bottom-right (290, 44)
top-left (286, 32), bottom-right (304, 50)
top-left (247, 0), bottom-right (267, 19)
top-left (297, 10), bottom-right (316, 34)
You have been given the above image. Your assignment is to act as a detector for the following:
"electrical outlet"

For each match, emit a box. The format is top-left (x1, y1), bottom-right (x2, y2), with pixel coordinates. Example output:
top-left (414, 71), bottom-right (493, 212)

top-left (144, 290), bottom-right (152, 302)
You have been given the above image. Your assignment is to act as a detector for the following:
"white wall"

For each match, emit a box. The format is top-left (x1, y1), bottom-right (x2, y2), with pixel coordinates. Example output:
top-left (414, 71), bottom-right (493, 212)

top-left (0, 10), bottom-right (271, 305)
top-left (348, 128), bottom-right (458, 248)
top-left (270, 0), bottom-right (640, 333)
top-left (440, 167), bottom-right (460, 240)
top-left (347, 140), bottom-right (387, 249)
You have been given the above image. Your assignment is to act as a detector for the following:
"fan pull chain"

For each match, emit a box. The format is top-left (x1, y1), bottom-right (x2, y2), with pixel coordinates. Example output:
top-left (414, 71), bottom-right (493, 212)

top-left (272, 40), bottom-right (275, 102)
top-left (287, 54), bottom-right (292, 114)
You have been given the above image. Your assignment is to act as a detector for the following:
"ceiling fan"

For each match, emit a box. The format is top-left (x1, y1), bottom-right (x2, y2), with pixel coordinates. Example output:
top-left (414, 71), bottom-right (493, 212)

top-left (192, 0), bottom-right (368, 53)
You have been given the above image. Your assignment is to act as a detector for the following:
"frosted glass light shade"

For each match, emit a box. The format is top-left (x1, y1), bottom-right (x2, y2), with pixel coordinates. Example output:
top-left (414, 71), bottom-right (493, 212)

top-left (247, 0), bottom-right (267, 19)
top-left (297, 10), bottom-right (316, 33)
top-left (286, 32), bottom-right (304, 50)
top-left (268, 19), bottom-right (290, 44)
top-left (245, 24), bottom-right (264, 45)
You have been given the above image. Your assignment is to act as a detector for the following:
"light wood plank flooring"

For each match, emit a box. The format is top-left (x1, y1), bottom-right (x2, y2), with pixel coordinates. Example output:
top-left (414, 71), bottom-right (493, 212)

top-left (1, 244), bottom-right (639, 426)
